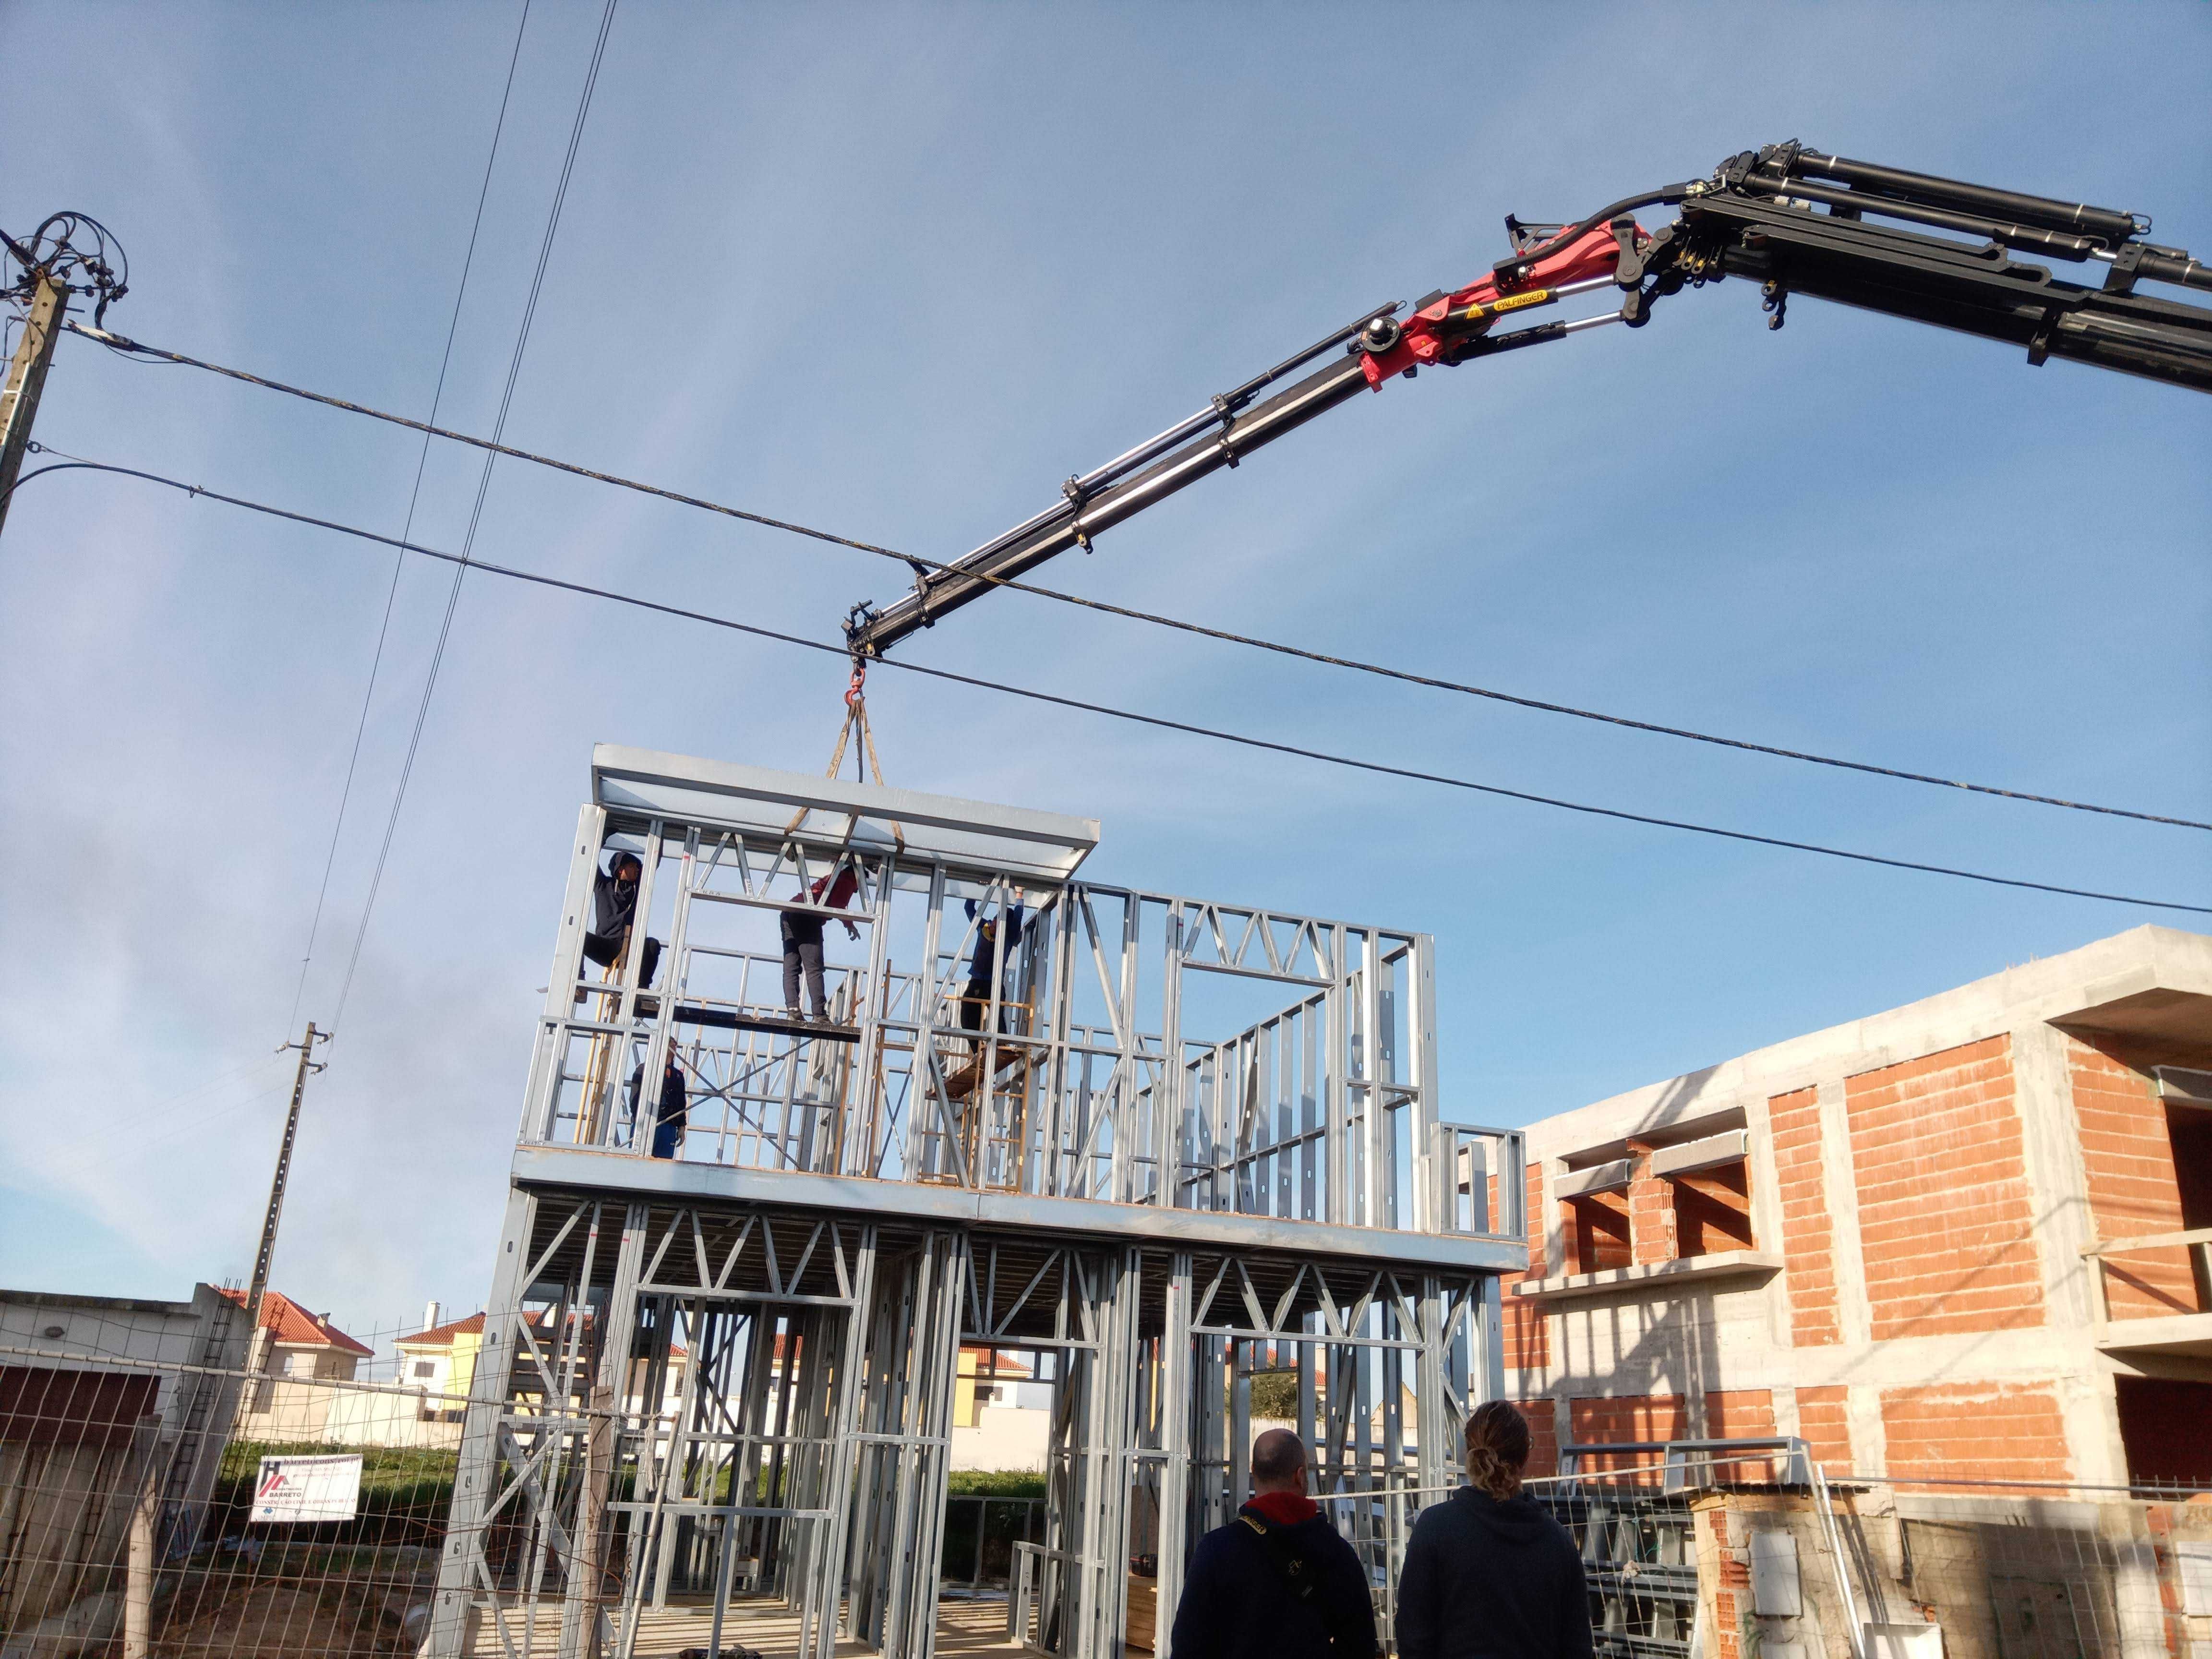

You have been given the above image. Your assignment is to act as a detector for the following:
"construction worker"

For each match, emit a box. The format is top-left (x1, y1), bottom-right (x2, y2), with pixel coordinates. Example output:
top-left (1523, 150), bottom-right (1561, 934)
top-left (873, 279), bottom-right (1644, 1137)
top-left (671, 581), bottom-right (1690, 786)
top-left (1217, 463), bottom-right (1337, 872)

top-left (1169, 1429), bottom-right (1376, 1659)
top-left (1394, 1401), bottom-right (1593, 1659)
top-left (582, 852), bottom-right (661, 988)
top-left (629, 1053), bottom-right (687, 1160)
top-left (782, 862), bottom-right (860, 1022)
top-left (959, 896), bottom-right (1024, 1037)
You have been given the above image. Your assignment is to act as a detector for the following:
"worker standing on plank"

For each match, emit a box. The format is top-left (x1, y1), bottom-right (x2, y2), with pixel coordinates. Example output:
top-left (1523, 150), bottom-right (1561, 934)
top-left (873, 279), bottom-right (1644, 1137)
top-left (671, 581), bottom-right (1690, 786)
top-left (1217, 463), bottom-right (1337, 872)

top-left (959, 895), bottom-right (1024, 1039)
top-left (583, 852), bottom-right (661, 988)
top-left (782, 863), bottom-right (860, 1022)
top-left (1169, 1429), bottom-right (1376, 1659)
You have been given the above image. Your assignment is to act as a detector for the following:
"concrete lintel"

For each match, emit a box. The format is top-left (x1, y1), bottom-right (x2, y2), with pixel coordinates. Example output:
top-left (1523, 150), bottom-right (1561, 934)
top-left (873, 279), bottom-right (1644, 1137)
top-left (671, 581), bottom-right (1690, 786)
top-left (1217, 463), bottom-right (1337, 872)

top-left (1651, 1130), bottom-right (1750, 1179)
top-left (1556, 1159), bottom-right (1633, 1198)
top-left (1515, 1249), bottom-right (1783, 1302)
top-left (510, 1144), bottom-right (1528, 1275)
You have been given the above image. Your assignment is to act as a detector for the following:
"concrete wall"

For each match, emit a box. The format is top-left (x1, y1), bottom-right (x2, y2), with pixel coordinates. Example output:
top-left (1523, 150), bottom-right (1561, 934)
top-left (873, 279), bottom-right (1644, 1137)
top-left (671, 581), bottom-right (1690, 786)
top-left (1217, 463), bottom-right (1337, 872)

top-left (1688, 1485), bottom-right (2212, 1659)
top-left (949, 1403), bottom-right (1049, 1472)
top-left (1507, 926), bottom-right (2212, 1491)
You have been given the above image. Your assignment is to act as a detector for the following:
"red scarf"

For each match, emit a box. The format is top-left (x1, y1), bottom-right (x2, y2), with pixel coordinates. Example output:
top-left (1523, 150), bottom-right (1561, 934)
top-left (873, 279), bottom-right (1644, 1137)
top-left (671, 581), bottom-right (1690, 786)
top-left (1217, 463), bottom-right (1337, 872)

top-left (1244, 1490), bottom-right (1318, 1526)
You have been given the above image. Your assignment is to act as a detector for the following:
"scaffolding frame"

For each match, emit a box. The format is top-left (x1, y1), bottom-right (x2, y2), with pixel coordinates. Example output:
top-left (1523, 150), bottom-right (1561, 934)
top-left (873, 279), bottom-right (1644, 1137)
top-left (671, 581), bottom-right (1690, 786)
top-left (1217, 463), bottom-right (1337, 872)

top-left (427, 750), bottom-right (1526, 1659)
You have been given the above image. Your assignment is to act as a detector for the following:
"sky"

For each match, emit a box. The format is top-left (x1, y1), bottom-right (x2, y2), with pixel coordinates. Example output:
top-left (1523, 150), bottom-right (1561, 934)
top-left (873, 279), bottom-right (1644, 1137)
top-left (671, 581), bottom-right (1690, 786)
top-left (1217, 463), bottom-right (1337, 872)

top-left (1, 2), bottom-right (2206, 1339)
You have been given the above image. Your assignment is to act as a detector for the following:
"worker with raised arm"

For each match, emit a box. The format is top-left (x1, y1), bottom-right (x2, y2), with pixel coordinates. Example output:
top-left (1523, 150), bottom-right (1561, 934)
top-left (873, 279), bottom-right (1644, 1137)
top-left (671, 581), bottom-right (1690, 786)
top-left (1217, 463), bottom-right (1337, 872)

top-left (1169, 1429), bottom-right (1376, 1659)
top-left (781, 861), bottom-right (861, 1023)
top-left (959, 893), bottom-right (1024, 1038)
top-left (582, 851), bottom-right (661, 989)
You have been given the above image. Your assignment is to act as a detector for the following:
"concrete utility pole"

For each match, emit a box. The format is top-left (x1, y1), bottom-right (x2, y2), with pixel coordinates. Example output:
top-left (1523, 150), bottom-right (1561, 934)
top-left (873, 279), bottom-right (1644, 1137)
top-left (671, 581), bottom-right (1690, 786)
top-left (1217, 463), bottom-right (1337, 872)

top-left (246, 1024), bottom-right (329, 1354)
top-left (0, 270), bottom-right (67, 541)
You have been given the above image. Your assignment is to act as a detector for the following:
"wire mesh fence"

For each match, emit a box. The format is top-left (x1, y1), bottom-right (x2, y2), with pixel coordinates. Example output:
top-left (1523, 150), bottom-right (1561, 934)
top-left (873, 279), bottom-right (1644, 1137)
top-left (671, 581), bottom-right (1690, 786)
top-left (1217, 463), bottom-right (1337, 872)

top-left (0, 1319), bottom-right (468, 1657)
top-left (8, 1306), bottom-right (2211, 1659)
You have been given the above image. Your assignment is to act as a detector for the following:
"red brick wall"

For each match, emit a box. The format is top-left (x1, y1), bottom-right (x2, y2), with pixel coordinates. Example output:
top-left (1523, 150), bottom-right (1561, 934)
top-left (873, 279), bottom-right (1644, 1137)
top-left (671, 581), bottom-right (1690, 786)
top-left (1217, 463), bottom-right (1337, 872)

top-left (1847, 1036), bottom-right (2044, 1339)
top-left (1769, 1086), bottom-right (1842, 1346)
top-left (1673, 1163), bottom-right (1754, 1257)
top-left (1519, 1397), bottom-right (1559, 1478)
top-left (1705, 1388), bottom-right (1779, 1479)
top-left (1504, 1163), bottom-right (1549, 1371)
top-left (1564, 1189), bottom-right (1633, 1274)
top-left (1879, 1381), bottom-right (2070, 1488)
top-left (1707, 1505), bottom-right (1752, 1659)
top-left (1794, 1384), bottom-right (1852, 1475)
top-left (1705, 1388), bottom-right (1777, 1440)
top-left (1628, 1142), bottom-right (1676, 1265)
top-left (2069, 1038), bottom-right (2198, 1318)
top-left (1570, 1392), bottom-right (1687, 1478)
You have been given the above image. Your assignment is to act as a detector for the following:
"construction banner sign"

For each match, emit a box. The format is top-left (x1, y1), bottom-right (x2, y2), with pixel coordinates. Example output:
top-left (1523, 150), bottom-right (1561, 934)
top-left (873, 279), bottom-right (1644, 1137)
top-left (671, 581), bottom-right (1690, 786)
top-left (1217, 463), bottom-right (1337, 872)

top-left (250, 1452), bottom-right (362, 1523)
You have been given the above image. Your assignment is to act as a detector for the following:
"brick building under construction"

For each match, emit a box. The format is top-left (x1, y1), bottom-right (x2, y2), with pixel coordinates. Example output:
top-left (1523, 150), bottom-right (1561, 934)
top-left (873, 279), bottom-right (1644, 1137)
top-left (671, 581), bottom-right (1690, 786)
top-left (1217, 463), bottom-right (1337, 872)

top-left (1505, 925), bottom-right (2212, 1489)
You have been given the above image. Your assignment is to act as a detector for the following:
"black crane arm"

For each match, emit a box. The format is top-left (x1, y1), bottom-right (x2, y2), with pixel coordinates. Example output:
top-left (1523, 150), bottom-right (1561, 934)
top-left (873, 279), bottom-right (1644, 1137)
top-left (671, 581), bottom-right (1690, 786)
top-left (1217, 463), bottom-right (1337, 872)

top-left (846, 143), bottom-right (2210, 659)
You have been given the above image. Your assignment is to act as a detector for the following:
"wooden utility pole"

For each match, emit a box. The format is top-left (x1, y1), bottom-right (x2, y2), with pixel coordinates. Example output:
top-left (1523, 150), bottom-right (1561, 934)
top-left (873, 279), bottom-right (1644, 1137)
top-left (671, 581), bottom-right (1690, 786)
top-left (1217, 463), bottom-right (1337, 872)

top-left (0, 271), bottom-right (67, 540)
top-left (245, 1025), bottom-right (329, 1355)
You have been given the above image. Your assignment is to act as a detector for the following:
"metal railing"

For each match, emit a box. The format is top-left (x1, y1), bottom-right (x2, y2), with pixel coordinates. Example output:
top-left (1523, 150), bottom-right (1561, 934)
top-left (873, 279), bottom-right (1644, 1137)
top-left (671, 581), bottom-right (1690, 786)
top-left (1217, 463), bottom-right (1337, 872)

top-left (940, 1496), bottom-right (1044, 1597)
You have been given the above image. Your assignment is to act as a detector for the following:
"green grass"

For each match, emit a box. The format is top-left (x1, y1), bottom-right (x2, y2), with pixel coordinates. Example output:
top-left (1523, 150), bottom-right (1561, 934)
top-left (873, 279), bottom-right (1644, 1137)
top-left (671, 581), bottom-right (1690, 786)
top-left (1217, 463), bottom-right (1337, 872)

top-left (947, 1469), bottom-right (1046, 1499)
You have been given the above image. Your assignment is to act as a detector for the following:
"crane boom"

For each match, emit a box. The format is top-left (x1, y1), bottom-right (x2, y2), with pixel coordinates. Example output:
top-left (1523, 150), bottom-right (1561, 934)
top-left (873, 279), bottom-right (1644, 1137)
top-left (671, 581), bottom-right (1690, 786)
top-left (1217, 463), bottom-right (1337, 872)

top-left (846, 142), bottom-right (2211, 659)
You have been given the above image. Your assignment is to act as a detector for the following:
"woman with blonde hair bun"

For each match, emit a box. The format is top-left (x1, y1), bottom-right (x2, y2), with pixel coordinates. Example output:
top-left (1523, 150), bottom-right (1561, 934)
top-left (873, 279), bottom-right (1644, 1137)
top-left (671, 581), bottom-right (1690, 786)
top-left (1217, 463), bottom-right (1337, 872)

top-left (1393, 1402), bottom-right (1593, 1659)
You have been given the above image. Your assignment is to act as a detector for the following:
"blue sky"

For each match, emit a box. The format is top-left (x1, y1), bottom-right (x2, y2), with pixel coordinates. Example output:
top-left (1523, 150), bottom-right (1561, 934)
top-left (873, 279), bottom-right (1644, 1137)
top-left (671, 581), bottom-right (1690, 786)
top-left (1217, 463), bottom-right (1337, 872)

top-left (2, 2), bottom-right (2206, 1334)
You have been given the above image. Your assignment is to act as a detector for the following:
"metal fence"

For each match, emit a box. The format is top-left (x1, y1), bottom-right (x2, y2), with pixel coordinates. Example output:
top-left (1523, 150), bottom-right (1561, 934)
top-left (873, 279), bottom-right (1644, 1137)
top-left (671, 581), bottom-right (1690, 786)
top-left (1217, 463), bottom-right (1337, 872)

top-left (11, 1323), bottom-right (2210, 1659)
top-left (938, 1497), bottom-right (1045, 1597)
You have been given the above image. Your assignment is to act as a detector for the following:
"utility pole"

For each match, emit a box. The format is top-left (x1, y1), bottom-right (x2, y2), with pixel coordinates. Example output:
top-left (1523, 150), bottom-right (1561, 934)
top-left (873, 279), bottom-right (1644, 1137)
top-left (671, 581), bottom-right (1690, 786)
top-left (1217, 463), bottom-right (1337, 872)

top-left (244, 1024), bottom-right (329, 1365)
top-left (0, 269), bottom-right (66, 540)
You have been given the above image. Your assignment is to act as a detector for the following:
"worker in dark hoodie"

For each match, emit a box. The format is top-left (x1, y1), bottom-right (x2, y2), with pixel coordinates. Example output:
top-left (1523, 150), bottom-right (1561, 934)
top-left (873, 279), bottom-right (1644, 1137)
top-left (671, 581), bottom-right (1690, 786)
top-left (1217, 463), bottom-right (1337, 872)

top-left (582, 852), bottom-right (661, 988)
top-left (1169, 1429), bottom-right (1376, 1659)
top-left (1394, 1401), bottom-right (1594, 1659)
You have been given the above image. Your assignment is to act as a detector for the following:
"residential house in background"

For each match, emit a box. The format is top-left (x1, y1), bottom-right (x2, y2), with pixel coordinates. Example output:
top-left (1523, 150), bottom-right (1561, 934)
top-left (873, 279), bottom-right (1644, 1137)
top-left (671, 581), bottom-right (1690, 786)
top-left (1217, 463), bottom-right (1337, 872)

top-left (221, 1288), bottom-right (373, 1442)
top-left (394, 1304), bottom-right (485, 1424)
top-left (953, 1346), bottom-right (1051, 1471)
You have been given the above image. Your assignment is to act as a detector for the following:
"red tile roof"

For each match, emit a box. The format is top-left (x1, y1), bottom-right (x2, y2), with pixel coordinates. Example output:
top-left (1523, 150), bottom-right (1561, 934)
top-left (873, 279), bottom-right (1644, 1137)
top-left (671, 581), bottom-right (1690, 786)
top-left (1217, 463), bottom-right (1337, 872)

top-left (216, 1288), bottom-right (374, 1357)
top-left (396, 1311), bottom-right (487, 1348)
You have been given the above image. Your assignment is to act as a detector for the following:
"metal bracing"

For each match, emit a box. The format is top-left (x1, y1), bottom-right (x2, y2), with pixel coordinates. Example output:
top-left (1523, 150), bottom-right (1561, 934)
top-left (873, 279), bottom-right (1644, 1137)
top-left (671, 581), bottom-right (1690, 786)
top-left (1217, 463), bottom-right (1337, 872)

top-left (437, 757), bottom-right (1527, 1659)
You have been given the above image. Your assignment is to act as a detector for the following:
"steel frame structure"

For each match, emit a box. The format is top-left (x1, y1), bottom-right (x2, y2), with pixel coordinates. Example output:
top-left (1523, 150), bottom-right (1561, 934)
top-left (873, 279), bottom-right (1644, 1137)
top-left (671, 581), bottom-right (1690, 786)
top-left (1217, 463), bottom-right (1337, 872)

top-left (427, 749), bottom-right (1526, 1659)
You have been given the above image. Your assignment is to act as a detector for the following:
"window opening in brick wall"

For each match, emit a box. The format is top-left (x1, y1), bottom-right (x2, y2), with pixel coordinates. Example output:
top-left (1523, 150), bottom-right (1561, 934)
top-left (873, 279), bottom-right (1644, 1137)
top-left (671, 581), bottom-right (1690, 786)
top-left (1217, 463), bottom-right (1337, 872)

top-left (1564, 1190), bottom-right (1632, 1274)
top-left (2114, 1376), bottom-right (2212, 1491)
top-left (2166, 1102), bottom-right (2212, 1310)
top-left (1670, 1159), bottom-right (1754, 1259)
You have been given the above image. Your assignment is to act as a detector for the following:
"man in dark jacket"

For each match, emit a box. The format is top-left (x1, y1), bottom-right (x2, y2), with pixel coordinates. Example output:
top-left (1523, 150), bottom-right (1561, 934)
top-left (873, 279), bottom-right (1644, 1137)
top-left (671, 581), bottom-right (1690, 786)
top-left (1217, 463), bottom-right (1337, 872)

top-left (628, 1054), bottom-right (687, 1160)
top-left (1394, 1468), bottom-right (1593, 1659)
top-left (1169, 1430), bottom-right (1376, 1659)
top-left (782, 863), bottom-right (861, 1022)
top-left (959, 897), bottom-right (1024, 1036)
top-left (583, 852), bottom-right (661, 988)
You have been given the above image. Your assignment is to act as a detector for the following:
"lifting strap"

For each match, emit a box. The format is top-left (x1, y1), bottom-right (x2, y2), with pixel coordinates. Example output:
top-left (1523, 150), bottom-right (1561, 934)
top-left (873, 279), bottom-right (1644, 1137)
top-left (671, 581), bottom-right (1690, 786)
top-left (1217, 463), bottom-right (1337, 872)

top-left (785, 655), bottom-right (906, 852)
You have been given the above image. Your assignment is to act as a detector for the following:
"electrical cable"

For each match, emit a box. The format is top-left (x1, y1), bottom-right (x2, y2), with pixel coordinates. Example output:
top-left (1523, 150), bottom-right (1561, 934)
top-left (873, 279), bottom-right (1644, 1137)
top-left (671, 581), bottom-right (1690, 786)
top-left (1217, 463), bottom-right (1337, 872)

top-left (13, 453), bottom-right (2209, 919)
top-left (285, 0), bottom-right (534, 1042)
top-left (62, 322), bottom-right (2210, 835)
top-left (331, 0), bottom-right (619, 1032)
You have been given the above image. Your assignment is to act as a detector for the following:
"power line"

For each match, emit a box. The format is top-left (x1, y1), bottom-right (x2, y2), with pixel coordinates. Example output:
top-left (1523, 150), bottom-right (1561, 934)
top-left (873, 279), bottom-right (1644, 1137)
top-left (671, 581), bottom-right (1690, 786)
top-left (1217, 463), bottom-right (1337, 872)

top-left (62, 322), bottom-right (2212, 836)
top-left (286, 0), bottom-right (535, 1040)
top-left (331, 0), bottom-right (619, 1032)
top-left (16, 452), bottom-right (2210, 919)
